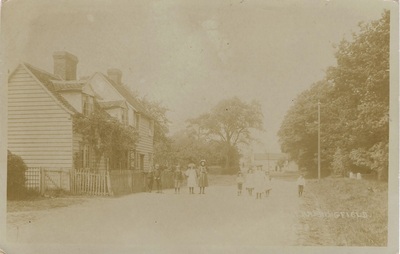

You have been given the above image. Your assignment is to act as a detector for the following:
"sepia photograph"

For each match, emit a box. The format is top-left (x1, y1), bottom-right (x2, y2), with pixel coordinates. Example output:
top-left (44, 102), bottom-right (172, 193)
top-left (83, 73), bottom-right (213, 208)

top-left (0, 0), bottom-right (398, 253)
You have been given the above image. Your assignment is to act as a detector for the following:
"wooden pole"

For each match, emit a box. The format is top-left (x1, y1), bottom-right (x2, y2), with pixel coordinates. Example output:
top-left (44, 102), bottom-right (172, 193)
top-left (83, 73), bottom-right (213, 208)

top-left (318, 100), bottom-right (321, 181)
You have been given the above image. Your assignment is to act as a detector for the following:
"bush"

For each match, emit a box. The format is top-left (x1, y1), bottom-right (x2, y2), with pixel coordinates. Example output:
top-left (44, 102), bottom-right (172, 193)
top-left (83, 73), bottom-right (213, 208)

top-left (7, 150), bottom-right (28, 200)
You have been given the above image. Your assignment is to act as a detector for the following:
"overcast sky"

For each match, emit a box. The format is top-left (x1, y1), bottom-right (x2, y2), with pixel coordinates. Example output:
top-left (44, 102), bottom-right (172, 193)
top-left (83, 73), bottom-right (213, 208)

top-left (2, 0), bottom-right (393, 152)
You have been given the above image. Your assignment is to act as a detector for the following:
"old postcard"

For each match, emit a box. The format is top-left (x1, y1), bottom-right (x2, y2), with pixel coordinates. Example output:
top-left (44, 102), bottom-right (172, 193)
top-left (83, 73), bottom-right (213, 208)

top-left (0, 0), bottom-right (398, 253)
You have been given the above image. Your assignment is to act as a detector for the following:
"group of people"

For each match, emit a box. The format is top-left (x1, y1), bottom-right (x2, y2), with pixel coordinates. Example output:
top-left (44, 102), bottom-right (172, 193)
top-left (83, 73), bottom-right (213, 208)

top-left (236, 165), bottom-right (306, 199)
top-left (146, 160), bottom-right (209, 195)
top-left (147, 161), bottom-right (306, 198)
top-left (236, 165), bottom-right (273, 199)
top-left (182, 160), bottom-right (209, 194)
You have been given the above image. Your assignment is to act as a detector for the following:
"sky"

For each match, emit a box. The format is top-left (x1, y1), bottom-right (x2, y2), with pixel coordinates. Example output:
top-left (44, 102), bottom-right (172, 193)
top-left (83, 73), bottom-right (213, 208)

top-left (1, 0), bottom-right (394, 153)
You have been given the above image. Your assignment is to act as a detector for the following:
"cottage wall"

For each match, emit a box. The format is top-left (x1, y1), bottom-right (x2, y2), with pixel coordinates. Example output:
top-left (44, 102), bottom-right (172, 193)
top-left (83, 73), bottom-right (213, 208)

top-left (8, 65), bottom-right (74, 169)
top-left (136, 115), bottom-right (154, 171)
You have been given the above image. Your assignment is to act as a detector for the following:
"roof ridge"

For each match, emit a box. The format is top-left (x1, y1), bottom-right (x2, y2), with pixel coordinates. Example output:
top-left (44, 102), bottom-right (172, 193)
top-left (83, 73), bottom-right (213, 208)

top-left (100, 72), bottom-right (151, 118)
top-left (98, 99), bottom-right (125, 104)
top-left (52, 80), bottom-right (86, 84)
top-left (23, 62), bottom-right (61, 80)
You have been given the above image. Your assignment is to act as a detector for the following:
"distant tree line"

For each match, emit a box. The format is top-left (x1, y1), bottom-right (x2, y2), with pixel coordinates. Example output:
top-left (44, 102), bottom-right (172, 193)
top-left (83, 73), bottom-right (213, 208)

top-left (144, 97), bottom-right (263, 174)
top-left (278, 10), bottom-right (389, 180)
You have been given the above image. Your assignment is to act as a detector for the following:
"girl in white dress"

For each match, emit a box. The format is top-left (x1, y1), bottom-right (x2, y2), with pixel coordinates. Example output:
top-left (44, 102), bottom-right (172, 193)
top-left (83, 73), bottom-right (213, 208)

top-left (254, 166), bottom-right (265, 199)
top-left (185, 163), bottom-right (198, 194)
top-left (245, 168), bottom-right (255, 196)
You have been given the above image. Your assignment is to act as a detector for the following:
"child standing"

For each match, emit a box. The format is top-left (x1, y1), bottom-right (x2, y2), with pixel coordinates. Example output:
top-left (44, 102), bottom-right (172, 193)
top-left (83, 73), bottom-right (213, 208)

top-left (265, 172), bottom-right (272, 197)
top-left (297, 174), bottom-right (305, 197)
top-left (198, 159), bottom-right (209, 194)
top-left (146, 168), bottom-right (154, 193)
top-left (174, 165), bottom-right (183, 194)
top-left (154, 164), bottom-right (162, 193)
top-left (254, 165), bottom-right (265, 200)
top-left (245, 168), bottom-right (255, 196)
top-left (236, 172), bottom-right (244, 196)
top-left (185, 163), bottom-right (198, 194)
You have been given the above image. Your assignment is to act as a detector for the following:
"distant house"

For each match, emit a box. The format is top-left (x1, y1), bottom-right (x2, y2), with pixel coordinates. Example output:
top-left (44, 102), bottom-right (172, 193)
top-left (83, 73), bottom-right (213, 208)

top-left (251, 153), bottom-right (298, 172)
top-left (7, 51), bottom-right (154, 178)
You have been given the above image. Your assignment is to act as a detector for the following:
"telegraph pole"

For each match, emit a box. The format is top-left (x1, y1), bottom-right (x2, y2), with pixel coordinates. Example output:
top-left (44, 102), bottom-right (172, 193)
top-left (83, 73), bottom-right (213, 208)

top-left (318, 100), bottom-right (321, 181)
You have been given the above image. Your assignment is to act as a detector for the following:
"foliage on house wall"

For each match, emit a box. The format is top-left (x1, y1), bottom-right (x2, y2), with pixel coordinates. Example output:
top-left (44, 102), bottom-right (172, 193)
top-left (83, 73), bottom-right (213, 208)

top-left (73, 107), bottom-right (139, 170)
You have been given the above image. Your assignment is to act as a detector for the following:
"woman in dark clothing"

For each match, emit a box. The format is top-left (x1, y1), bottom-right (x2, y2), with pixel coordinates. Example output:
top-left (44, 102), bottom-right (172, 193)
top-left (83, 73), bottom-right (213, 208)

top-left (198, 159), bottom-right (208, 194)
top-left (173, 165), bottom-right (183, 194)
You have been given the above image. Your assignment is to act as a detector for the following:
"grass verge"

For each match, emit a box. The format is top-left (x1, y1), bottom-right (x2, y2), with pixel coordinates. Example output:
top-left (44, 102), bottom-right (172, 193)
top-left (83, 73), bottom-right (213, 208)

top-left (7, 197), bottom-right (91, 213)
top-left (297, 177), bottom-right (388, 246)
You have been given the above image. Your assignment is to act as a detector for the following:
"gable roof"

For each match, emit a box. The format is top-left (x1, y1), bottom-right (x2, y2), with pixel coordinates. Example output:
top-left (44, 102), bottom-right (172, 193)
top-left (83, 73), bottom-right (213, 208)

top-left (52, 81), bottom-right (86, 91)
top-left (21, 63), bottom-right (78, 114)
top-left (98, 100), bottom-right (127, 109)
top-left (100, 73), bottom-right (152, 119)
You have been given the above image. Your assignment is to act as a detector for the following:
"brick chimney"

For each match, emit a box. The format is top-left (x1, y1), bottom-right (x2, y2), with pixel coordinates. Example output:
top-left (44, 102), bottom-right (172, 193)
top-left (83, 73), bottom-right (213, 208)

top-left (53, 51), bottom-right (78, 80)
top-left (107, 68), bottom-right (122, 85)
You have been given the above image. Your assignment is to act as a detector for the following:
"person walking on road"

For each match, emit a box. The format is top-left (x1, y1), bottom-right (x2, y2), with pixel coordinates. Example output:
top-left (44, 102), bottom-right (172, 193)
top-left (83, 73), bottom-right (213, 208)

top-left (185, 163), bottom-right (198, 194)
top-left (297, 174), bottom-right (305, 197)
top-left (154, 164), bottom-right (162, 193)
top-left (174, 165), bottom-right (183, 194)
top-left (198, 159), bottom-right (208, 194)
top-left (236, 172), bottom-right (244, 196)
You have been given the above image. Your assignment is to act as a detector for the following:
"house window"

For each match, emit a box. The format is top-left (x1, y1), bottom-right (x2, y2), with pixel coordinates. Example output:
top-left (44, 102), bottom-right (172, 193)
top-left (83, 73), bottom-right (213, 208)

top-left (148, 153), bottom-right (153, 166)
top-left (135, 113), bottom-right (141, 130)
top-left (139, 154), bottom-right (145, 171)
top-left (82, 144), bottom-right (91, 169)
top-left (130, 150), bottom-right (136, 170)
top-left (148, 120), bottom-right (154, 136)
top-left (82, 94), bottom-right (93, 116)
top-left (122, 108), bottom-right (128, 125)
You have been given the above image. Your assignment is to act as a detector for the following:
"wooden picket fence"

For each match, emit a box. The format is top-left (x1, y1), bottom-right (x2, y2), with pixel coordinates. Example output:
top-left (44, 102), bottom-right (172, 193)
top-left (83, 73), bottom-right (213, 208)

top-left (70, 169), bottom-right (111, 196)
top-left (25, 168), bottom-right (179, 197)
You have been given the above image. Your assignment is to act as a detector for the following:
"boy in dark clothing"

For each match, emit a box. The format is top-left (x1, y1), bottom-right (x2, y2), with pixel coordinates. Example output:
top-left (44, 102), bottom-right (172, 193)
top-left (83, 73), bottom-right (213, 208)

top-left (146, 168), bottom-right (154, 193)
top-left (154, 164), bottom-right (162, 193)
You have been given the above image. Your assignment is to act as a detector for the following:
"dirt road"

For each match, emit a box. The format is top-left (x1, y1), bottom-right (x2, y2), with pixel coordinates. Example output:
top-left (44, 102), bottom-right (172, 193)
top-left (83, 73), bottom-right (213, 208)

top-left (7, 176), bottom-right (302, 247)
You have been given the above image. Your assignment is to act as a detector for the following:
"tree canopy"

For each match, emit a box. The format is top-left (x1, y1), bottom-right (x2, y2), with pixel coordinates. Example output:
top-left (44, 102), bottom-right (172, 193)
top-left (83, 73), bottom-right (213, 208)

top-left (188, 97), bottom-right (263, 172)
top-left (278, 10), bottom-right (389, 180)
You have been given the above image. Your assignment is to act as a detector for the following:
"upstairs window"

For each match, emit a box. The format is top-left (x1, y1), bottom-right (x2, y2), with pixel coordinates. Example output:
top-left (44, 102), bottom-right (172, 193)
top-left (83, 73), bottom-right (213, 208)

top-left (135, 113), bottom-right (141, 130)
top-left (82, 94), bottom-right (93, 116)
top-left (122, 108), bottom-right (128, 125)
top-left (148, 120), bottom-right (154, 136)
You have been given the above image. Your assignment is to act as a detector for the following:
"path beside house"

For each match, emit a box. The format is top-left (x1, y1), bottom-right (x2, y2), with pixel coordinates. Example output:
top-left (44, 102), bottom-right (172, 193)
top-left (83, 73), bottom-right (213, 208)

top-left (7, 176), bottom-right (302, 247)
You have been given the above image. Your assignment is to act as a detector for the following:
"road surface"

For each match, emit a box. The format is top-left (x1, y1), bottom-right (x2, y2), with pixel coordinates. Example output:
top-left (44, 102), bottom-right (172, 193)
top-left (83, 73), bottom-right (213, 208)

top-left (7, 176), bottom-right (302, 247)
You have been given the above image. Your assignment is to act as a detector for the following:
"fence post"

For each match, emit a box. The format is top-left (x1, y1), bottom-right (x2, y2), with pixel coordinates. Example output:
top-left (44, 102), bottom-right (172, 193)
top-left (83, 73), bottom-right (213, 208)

top-left (40, 168), bottom-right (45, 195)
top-left (106, 170), bottom-right (113, 196)
top-left (131, 170), bottom-right (135, 193)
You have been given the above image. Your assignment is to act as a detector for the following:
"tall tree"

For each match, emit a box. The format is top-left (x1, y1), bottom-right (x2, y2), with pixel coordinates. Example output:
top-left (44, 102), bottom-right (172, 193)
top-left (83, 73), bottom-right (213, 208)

top-left (278, 10), bottom-right (390, 180)
top-left (327, 10), bottom-right (389, 180)
top-left (170, 129), bottom-right (224, 168)
top-left (278, 80), bottom-right (333, 176)
top-left (188, 97), bottom-right (263, 172)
